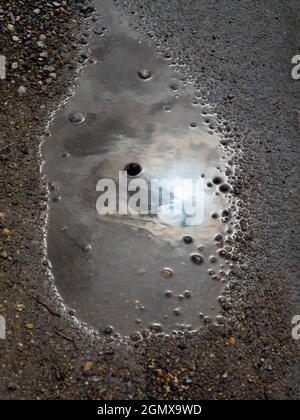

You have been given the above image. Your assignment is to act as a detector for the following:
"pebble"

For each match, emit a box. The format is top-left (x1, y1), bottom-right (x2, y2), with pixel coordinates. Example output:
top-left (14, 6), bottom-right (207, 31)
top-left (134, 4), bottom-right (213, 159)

top-left (7, 383), bottom-right (17, 391)
top-left (44, 65), bottom-right (56, 72)
top-left (17, 86), bottom-right (27, 95)
top-left (83, 361), bottom-right (93, 372)
top-left (149, 323), bottom-right (163, 333)
top-left (130, 332), bottom-right (142, 342)
top-left (36, 41), bottom-right (45, 48)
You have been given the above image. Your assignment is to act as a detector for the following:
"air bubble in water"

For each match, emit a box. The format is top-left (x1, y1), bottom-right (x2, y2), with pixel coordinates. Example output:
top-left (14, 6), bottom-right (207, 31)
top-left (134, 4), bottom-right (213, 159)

top-left (138, 69), bottom-right (152, 80)
top-left (190, 254), bottom-right (204, 265)
top-left (219, 184), bottom-right (231, 194)
top-left (184, 291), bottom-right (192, 299)
top-left (182, 234), bottom-right (193, 244)
top-left (161, 268), bottom-right (173, 279)
top-left (163, 105), bottom-right (172, 112)
top-left (68, 112), bottom-right (85, 125)
top-left (103, 326), bottom-right (114, 335)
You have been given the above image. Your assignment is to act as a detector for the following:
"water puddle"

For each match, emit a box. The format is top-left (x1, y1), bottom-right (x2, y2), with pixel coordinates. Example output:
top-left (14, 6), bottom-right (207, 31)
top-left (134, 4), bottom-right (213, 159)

top-left (42, 0), bottom-right (236, 337)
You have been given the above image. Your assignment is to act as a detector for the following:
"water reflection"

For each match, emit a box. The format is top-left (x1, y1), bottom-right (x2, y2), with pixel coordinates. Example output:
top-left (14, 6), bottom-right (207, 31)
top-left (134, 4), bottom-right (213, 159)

top-left (42, 0), bottom-right (235, 336)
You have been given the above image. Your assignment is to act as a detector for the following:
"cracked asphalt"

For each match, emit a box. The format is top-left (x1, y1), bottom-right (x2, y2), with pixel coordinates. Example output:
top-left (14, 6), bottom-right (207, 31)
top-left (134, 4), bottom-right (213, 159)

top-left (0, 0), bottom-right (299, 400)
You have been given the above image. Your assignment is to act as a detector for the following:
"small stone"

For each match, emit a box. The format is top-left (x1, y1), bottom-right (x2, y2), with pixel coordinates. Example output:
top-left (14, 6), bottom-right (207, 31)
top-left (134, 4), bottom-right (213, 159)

top-left (149, 323), bottom-right (163, 333)
top-left (33, 8), bottom-right (41, 14)
top-left (12, 35), bottom-right (20, 42)
top-left (25, 323), bottom-right (33, 330)
top-left (91, 376), bottom-right (101, 383)
top-left (130, 332), bottom-right (142, 342)
top-left (18, 85), bottom-right (27, 95)
top-left (7, 24), bottom-right (14, 32)
top-left (7, 383), bottom-right (17, 391)
top-left (43, 65), bottom-right (56, 72)
top-left (11, 62), bottom-right (19, 70)
top-left (83, 361), bottom-right (93, 372)
top-left (228, 337), bottom-right (236, 345)
top-left (0, 251), bottom-right (8, 259)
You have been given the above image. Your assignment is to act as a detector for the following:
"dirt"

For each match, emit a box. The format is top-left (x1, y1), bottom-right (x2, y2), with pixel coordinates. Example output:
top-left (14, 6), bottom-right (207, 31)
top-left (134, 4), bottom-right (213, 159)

top-left (0, 0), bottom-right (299, 400)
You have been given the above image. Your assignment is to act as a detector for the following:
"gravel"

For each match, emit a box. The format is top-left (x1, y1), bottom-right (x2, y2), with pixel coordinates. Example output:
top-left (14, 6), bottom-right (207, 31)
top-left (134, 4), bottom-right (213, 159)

top-left (0, 0), bottom-right (299, 400)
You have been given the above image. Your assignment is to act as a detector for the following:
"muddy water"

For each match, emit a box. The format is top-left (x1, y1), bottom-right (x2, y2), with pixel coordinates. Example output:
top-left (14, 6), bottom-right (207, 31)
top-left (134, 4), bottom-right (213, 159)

top-left (42, 0), bottom-right (235, 336)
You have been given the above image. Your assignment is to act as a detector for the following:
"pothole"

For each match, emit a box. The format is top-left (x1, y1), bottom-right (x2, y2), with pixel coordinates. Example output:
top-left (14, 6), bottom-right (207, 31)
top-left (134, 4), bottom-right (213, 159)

top-left (42, 0), bottom-right (237, 337)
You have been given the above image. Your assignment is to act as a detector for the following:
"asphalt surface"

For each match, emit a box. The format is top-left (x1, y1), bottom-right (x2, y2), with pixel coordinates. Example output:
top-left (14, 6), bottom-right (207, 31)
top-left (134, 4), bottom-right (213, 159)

top-left (0, 0), bottom-right (299, 400)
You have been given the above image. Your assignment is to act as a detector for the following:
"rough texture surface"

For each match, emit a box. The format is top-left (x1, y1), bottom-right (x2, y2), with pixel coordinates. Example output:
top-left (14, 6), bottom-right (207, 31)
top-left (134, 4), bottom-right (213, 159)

top-left (0, 0), bottom-right (299, 399)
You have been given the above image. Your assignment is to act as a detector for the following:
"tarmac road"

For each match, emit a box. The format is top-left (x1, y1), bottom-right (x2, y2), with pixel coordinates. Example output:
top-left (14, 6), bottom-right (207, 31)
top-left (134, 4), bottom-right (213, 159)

top-left (0, 0), bottom-right (299, 400)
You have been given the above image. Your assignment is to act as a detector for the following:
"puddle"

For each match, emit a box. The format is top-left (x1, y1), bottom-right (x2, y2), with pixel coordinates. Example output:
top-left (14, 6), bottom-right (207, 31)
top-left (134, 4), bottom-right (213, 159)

top-left (42, 0), bottom-right (236, 336)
